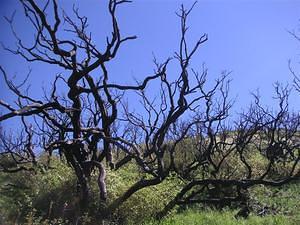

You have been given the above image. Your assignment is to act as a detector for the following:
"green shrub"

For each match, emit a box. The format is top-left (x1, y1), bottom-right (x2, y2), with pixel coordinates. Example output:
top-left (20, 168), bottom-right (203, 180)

top-left (1, 155), bottom-right (299, 225)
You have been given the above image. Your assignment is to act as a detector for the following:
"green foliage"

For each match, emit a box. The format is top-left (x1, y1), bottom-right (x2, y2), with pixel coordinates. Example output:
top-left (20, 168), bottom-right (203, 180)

top-left (0, 156), bottom-right (76, 224)
top-left (113, 173), bottom-right (183, 224)
top-left (143, 209), bottom-right (299, 225)
top-left (249, 182), bottom-right (300, 219)
top-left (0, 154), bottom-right (299, 225)
top-left (88, 163), bottom-right (184, 224)
top-left (32, 158), bottom-right (76, 219)
top-left (0, 169), bottom-right (35, 223)
top-left (0, 157), bottom-right (184, 224)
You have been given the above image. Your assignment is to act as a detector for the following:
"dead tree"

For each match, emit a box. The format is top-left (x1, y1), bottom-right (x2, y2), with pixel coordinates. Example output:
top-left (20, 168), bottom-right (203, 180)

top-left (0, 0), bottom-right (210, 218)
top-left (157, 84), bottom-right (300, 219)
top-left (0, 0), bottom-right (161, 215)
top-left (1, 1), bottom-right (299, 221)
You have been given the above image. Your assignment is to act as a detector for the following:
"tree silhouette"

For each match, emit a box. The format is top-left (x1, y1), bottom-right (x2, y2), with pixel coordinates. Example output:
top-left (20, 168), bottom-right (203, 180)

top-left (0, 0), bottom-right (299, 221)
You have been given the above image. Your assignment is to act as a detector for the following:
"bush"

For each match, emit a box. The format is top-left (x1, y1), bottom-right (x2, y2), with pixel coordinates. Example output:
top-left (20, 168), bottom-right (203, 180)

top-left (1, 155), bottom-right (299, 225)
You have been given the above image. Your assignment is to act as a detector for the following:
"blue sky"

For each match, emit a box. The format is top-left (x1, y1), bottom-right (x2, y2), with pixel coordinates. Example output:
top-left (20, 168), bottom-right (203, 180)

top-left (0, 0), bottom-right (300, 126)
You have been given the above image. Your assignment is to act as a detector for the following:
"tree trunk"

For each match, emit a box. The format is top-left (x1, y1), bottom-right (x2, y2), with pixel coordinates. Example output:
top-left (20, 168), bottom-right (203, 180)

top-left (98, 163), bottom-right (107, 201)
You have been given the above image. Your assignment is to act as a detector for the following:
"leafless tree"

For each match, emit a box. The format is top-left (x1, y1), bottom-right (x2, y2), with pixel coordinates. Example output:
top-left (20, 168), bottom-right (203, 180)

top-left (157, 84), bottom-right (300, 218)
top-left (0, 0), bottom-right (299, 221)
top-left (0, 0), bottom-right (210, 218)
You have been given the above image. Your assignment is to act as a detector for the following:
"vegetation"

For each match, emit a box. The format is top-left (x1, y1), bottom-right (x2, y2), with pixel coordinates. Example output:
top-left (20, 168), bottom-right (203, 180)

top-left (0, 0), bottom-right (299, 224)
top-left (144, 209), bottom-right (299, 225)
top-left (0, 155), bottom-right (299, 224)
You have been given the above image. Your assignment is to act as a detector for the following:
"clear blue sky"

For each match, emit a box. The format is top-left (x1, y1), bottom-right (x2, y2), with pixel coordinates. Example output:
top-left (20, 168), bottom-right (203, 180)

top-left (0, 0), bottom-right (300, 127)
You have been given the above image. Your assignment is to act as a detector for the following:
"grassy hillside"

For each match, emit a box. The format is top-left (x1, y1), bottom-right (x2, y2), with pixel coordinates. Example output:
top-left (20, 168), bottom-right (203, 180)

top-left (144, 209), bottom-right (299, 225)
top-left (144, 181), bottom-right (300, 225)
top-left (0, 156), bottom-right (299, 225)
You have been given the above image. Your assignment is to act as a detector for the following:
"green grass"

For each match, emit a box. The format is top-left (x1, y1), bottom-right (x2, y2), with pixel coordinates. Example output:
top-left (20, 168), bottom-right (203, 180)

top-left (1, 156), bottom-right (299, 225)
top-left (249, 182), bottom-right (300, 218)
top-left (143, 209), bottom-right (300, 225)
